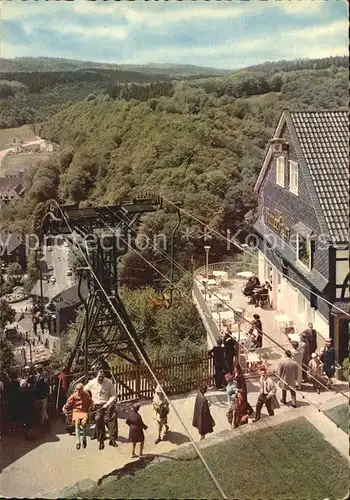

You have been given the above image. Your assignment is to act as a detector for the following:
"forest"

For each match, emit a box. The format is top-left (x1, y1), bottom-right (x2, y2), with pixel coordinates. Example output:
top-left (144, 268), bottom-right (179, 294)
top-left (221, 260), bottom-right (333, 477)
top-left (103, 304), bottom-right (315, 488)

top-left (0, 57), bottom-right (348, 285)
top-left (0, 55), bottom-right (347, 360)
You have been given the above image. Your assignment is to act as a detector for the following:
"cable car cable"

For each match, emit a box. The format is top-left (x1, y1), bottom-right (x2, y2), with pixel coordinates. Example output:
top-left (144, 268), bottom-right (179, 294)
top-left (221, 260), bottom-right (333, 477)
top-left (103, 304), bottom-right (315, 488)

top-left (56, 205), bottom-right (229, 500)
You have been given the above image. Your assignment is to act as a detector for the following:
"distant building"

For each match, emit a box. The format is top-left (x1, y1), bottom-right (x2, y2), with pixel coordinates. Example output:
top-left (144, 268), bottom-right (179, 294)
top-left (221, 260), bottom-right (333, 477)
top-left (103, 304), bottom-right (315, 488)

top-left (4, 165), bottom-right (26, 178)
top-left (12, 137), bottom-right (23, 145)
top-left (23, 143), bottom-right (40, 153)
top-left (0, 177), bottom-right (25, 207)
top-left (39, 140), bottom-right (57, 152)
top-left (254, 109), bottom-right (349, 364)
top-left (31, 281), bottom-right (88, 335)
top-left (0, 231), bottom-right (27, 269)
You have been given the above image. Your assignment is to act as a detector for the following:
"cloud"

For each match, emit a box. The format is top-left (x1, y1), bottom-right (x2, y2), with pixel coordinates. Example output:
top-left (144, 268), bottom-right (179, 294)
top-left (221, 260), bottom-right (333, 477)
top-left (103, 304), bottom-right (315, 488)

top-left (1, 0), bottom-right (347, 69)
top-left (291, 19), bottom-right (348, 39)
top-left (54, 23), bottom-right (129, 40)
top-left (276, 0), bottom-right (324, 14)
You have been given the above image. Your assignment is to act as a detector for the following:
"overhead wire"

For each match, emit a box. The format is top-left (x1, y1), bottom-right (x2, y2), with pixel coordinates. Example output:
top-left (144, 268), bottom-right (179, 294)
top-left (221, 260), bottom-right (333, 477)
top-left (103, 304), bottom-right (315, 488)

top-left (56, 205), bottom-right (229, 500)
top-left (97, 215), bottom-right (343, 496)
top-left (162, 197), bottom-right (350, 319)
top-left (93, 212), bottom-right (331, 496)
top-left (105, 206), bottom-right (348, 401)
top-left (102, 220), bottom-right (347, 431)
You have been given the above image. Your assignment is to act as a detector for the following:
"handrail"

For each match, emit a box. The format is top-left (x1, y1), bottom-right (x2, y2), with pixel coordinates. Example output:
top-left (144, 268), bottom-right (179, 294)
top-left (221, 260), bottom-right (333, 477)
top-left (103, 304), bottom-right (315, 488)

top-left (195, 259), bottom-right (258, 280)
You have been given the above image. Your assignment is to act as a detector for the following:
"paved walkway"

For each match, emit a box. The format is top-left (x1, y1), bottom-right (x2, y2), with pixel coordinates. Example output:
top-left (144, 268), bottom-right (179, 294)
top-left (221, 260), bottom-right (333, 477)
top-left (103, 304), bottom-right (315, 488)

top-left (1, 378), bottom-right (348, 498)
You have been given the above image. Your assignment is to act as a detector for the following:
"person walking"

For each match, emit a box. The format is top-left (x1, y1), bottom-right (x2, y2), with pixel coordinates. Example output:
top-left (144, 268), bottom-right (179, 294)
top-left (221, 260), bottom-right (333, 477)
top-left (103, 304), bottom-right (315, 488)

top-left (126, 403), bottom-right (148, 458)
top-left (192, 383), bottom-right (215, 440)
top-left (18, 378), bottom-right (35, 440)
top-left (209, 338), bottom-right (225, 389)
top-left (308, 353), bottom-right (323, 394)
top-left (252, 366), bottom-right (279, 422)
top-left (320, 339), bottom-right (336, 388)
top-left (290, 341), bottom-right (303, 389)
top-left (153, 385), bottom-right (170, 444)
top-left (33, 366), bottom-right (49, 430)
top-left (84, 370), bottom-right (118, 450)
top-left (63, 382), bottom-right (93, 450)
top-left (299, 333), bottom-right (309, 383)
top-left (303, 323), bottom-right (318, 359)
top-left (277, 350), bottom-right (298, 408)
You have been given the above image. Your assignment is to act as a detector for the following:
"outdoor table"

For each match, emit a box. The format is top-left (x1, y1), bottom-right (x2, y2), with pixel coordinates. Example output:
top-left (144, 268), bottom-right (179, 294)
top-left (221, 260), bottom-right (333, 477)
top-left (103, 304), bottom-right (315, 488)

top-left (236, 271), bottom-right (255, 279)
top-left (244, 351), bottom-right (261, 373)
top-left (288, 332), bottom-right (300, 343)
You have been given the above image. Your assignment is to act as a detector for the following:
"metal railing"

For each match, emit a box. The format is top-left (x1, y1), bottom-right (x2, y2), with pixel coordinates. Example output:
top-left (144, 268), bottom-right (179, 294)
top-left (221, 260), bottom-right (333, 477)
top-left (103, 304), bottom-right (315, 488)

top-left (195, 257), bottom-right (258, 281)
top-left (193, 256), bottom-right (258, 347)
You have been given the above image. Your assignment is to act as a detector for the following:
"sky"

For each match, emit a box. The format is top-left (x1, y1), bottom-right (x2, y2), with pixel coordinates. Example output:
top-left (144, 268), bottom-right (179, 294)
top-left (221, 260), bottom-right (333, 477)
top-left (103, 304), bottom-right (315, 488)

top-left (1, 0), bottom-right (348, 69)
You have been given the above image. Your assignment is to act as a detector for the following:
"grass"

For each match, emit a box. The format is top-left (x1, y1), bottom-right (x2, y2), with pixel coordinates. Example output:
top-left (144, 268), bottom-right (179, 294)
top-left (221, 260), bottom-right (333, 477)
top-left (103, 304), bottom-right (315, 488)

top-left (1, 152), bottom-right (52, 174)
top-left (324, 404), bottom-right (348, 434)
top-left (0, 125), bottom-right (36, 148)
top-left (78, 418), bottom-right (348, 499)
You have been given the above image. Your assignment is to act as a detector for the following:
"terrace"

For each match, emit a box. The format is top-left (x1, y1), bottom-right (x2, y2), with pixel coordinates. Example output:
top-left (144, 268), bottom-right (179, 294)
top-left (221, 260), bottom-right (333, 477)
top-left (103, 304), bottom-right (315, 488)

top-left (192, 255), bottom-right (294, 372)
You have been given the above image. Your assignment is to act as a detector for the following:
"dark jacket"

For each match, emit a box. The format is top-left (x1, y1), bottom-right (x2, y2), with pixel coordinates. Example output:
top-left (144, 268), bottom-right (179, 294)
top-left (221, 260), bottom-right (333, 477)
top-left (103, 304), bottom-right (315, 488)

top-left (192, 392), bottom-right (215, 435)
top-left (210, 346), bottom-right (225, 369)
top-left (34, 376), bottom-right (49, 400)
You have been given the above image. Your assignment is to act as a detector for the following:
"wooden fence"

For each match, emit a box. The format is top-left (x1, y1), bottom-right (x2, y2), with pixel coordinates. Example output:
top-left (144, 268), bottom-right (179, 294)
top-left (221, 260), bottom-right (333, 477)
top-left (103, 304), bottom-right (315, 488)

top-left (0, 352), bottom-right (214, 434)
top-left (112, 351), bottom-right (214, 402)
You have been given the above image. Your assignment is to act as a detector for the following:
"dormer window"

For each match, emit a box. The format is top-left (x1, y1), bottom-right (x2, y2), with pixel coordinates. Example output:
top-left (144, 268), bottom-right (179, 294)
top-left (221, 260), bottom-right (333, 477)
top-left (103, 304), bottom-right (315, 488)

top-left (289, 160), bottom-right (299, 195)
top-left (276, 156), bottom-right (285, 187)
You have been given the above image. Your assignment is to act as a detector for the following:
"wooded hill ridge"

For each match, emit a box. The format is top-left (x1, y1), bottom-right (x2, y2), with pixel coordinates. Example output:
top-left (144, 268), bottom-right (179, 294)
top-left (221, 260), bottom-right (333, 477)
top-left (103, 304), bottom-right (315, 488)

top-left (0, 58), bottom-right (347, 287)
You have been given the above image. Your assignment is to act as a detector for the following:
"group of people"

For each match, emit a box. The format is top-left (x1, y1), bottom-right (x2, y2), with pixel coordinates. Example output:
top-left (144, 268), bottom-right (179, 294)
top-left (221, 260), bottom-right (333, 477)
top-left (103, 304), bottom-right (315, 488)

top-left (290, 323), bottom-right (336, 392)
top-left (60, 369), bottom-right (171, 458)
top-left (243, 275), bottom-right (272, 307)
top-left (3, 364), bottom-right (50, 439)
top-left (210, 314), bottom-right (264, 390)
top-left (196, 327), bottom-right (338, 439)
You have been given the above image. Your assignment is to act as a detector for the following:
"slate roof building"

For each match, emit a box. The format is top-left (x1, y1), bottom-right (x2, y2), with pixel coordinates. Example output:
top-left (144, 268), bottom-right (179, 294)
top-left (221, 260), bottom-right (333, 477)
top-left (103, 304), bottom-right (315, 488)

top-left (0, 178), bottom-right (25, 207)
top-left (0, 231), bottom-right (27, 269)
top-left (254, 109), bottom-right (349, 363)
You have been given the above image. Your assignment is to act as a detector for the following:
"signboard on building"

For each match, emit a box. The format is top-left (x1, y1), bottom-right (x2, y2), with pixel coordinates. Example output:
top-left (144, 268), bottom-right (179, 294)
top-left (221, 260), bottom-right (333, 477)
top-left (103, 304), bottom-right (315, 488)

top-left (265, 208), bottom-right (291, 241)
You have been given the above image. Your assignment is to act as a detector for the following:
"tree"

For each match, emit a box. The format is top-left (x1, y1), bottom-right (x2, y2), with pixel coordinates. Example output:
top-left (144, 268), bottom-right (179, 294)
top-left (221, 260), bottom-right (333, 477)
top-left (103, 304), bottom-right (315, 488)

top-left (7, 262), bottom-right (23, 276)
top-left (0, 299), bottom-right (16, 331)
top-left (0, 337), bottom-right (15, 376)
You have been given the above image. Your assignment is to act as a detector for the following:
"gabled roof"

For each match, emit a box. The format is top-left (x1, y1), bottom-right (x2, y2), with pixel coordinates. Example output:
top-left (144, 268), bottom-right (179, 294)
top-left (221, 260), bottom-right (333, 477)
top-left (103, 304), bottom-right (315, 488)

top-left (255, 109), bottom-right (349, 244)
top-left (288, 110), bottom-right (348, 244)
top-left (0, 232), bottom-right (24, 254)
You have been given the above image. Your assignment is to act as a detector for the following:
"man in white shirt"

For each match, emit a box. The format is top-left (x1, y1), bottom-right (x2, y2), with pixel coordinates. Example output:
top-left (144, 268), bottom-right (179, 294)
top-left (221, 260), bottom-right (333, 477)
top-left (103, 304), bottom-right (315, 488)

top-left (252, 366), bottom-right (279, 422)
top-left (84, 370), bottom-right (118, 450)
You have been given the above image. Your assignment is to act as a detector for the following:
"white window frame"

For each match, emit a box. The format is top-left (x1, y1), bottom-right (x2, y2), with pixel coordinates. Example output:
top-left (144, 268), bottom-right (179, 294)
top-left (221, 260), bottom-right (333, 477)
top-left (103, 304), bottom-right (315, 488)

top-left (289, 160), bottom-right (299, 195)
top-left (297, 233), bottom-right (311, 270)
top-left (276, 156), bottom-right (285, 187)
top-left (277, 272), bottom-right (282, 295)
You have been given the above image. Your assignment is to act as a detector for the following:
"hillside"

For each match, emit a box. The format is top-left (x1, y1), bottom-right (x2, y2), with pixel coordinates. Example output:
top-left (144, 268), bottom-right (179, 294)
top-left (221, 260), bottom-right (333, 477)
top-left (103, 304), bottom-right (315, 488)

top-left (1, 61), bottom-right (347, 285)
top-left (0, 57), bottom-right (226, 76)
top-left (0, 60), bottom-right (224, 128)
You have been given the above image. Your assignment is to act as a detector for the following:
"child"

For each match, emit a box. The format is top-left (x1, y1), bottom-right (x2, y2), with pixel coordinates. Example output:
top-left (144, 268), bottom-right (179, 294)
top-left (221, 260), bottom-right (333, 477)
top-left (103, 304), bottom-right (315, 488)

top-left (225, 373), bottom-right (237, 406)
top-left (63, 383), bottom-right (93, 450)
top-left (126, 403), bottom-right (148, 458)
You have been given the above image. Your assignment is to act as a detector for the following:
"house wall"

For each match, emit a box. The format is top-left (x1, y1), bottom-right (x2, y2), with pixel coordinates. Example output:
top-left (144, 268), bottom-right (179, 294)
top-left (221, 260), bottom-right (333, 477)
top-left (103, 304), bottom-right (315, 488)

top-left (258, 249), bottom-right (329, 340)
top-left (259, 124), bottom-right (329, 283)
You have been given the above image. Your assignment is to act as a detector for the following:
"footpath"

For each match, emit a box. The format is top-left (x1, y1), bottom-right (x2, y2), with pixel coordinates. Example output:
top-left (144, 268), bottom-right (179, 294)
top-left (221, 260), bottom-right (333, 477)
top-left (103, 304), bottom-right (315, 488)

top-left (0, 379), bottom-right (348, 499)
